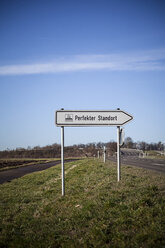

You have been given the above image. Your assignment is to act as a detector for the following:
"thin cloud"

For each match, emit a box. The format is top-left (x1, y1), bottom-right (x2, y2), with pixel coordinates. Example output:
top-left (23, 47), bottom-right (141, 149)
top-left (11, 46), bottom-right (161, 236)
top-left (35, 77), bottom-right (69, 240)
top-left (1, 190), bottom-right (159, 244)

top-left (0, 49), bottom-right (165, 75)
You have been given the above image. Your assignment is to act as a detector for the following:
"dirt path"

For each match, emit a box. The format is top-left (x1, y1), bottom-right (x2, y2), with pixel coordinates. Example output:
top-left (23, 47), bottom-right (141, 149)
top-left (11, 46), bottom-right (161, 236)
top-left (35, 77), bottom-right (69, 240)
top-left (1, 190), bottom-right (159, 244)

top-left (0, 159), bottom-right (78, 184)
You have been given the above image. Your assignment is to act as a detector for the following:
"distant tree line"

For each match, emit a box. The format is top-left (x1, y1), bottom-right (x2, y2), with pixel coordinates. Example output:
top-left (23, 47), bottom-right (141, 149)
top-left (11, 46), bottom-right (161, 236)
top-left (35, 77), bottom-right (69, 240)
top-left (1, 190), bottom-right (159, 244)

top-left (123, 137), bottom-right (164, 151)
top-left (0, 142), bottom-right (116, 159)
top-left (0, 138), bottom-right (164, 159)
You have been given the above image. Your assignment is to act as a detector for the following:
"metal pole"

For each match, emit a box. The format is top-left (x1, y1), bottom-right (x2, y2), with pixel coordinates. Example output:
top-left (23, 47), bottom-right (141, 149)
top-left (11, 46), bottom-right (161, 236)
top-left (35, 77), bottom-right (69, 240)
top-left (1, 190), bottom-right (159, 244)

top-left (98, 150), bottom-right (100, 159)
top-left (104, 146), bottom-right (106, 163)
top-left (61, 126), bottom-right (65, 196)
top-left (117, 126), bottom-right (121, 181)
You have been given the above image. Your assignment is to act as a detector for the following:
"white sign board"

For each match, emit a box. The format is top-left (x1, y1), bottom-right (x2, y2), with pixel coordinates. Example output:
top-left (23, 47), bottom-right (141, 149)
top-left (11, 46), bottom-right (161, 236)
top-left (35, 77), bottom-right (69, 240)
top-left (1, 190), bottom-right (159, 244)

top-left (56, 110), bottom-right (133, 126)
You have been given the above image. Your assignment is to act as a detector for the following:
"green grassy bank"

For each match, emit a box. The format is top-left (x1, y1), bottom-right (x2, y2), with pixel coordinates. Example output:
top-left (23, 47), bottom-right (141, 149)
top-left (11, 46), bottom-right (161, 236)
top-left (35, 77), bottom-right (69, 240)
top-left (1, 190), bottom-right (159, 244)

top-left (0, 159), bottom-right (165, 248)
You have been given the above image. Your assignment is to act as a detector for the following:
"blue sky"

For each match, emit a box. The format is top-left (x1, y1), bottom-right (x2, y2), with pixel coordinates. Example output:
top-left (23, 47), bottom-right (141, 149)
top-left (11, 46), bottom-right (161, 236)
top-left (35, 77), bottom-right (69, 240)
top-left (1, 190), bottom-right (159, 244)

top-left (0, 0), bottom-right (165, 150)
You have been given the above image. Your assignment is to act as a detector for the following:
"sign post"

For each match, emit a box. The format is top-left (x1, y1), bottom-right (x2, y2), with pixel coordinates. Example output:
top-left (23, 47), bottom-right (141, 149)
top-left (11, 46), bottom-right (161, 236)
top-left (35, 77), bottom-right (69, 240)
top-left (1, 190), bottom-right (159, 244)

top-left (117, 126), bottom-right (121, 182)
top-left (103, 146), bottom-right (106, 163)
top-left (98, 150), bottom-right (100, 159)
top-left (55, 109), bottom-right (133, 195)
top-left (61, 126), bottom-right (65, 196)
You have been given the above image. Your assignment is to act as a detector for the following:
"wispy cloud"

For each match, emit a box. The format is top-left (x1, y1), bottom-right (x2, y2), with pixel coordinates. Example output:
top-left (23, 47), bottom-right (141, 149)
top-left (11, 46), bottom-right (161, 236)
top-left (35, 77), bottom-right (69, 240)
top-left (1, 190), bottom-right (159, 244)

top-left (0, 49), bottom-right (165, 76)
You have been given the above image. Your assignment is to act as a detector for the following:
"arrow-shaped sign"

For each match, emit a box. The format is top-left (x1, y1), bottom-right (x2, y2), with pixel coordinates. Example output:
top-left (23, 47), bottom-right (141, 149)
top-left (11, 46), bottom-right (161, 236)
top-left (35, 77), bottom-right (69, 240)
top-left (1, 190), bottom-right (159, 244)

top-left (56, 110), bottom-right (133, 126)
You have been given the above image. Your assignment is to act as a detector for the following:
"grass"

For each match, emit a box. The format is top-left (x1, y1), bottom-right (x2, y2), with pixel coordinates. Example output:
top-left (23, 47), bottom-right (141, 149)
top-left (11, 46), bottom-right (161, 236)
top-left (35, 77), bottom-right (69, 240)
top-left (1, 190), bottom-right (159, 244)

top-left (0, 158), bottom-right (165, 248)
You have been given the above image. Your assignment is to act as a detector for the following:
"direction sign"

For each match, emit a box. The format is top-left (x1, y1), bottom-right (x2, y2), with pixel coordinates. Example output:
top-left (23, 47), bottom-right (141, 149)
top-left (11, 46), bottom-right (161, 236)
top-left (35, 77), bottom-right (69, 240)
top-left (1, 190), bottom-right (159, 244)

top-left (56, 110), bottom-right (133, 126)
